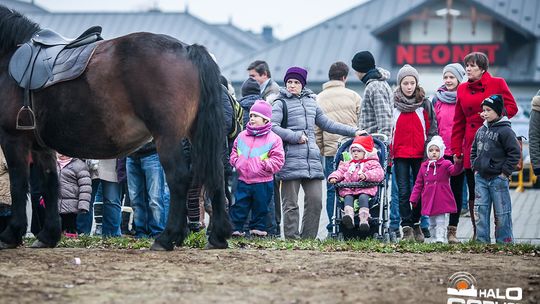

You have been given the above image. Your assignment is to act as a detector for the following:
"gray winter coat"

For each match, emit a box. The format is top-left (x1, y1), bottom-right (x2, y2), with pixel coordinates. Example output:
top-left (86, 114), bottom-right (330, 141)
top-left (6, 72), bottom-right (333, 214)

top-left (271, 88), bottom-right (358, 180)
top-left (529, 91), bottom-right (540, 173)
top-left (58, 159), bottom-right (92, 214)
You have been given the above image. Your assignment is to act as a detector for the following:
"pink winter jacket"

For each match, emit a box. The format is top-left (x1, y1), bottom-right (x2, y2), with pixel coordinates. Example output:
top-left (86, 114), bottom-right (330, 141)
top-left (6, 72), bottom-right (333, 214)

top-left (410, 158), bottom-right (463, 216)
top-left (328, 156), bottom-right (385, 197)
top-left (434, 101), bottom-right (456, 157)
top-left (230, 129), bottom-right (285, 184)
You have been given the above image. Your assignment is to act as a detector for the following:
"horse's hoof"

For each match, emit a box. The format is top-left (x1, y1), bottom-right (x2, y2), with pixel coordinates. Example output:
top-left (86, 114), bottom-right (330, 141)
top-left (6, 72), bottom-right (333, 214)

top-left (0, 240), bottom-right (18, 250)
top-left (205, 240), bottom-right (228, 250)
top-left (150, 241), bottom-right (171, 251)
top-left (30, 239), bottom-right (53, 248)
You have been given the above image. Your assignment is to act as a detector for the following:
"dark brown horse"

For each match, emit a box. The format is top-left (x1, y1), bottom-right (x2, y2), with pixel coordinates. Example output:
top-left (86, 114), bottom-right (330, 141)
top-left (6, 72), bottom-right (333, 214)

top-left (0, 6), bottom-right (231, 250)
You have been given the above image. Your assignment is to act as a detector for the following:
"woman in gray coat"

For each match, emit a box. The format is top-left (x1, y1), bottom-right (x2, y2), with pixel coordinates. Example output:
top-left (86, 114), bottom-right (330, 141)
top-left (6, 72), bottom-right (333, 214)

top-left (530, 89), bottom-right (540, 176)
top-left (272, 66), bottom-right (365, 239)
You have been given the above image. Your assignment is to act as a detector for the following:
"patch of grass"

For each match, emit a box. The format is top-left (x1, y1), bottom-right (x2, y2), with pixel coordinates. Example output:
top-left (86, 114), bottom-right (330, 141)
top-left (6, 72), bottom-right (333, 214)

top-left (24, 234), bottom-right (540, 255)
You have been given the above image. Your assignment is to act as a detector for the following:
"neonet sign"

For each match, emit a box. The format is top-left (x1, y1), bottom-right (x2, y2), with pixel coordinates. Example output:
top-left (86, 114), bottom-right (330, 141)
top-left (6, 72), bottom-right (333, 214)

top-left (395, 44), bottom-right (507, 66)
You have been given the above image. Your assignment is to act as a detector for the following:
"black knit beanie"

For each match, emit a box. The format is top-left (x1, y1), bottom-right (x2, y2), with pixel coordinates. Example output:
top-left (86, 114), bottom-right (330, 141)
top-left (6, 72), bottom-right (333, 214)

top-left (351, 51), bottom-right (375, 73)
top-left (481, 94), bottom-right (504, 116)
top-left (241, 77), bottom-right (261, 97)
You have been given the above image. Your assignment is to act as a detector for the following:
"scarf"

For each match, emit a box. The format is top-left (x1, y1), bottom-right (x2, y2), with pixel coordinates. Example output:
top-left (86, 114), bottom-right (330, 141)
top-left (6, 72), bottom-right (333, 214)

top-left (394, 86), bottom-right (425, 113)
top-left (57, 157), bottom-right (72, 169)
top-left (246, 121), bottom-right (272, 137)
top-left (361, 68), bottom-right (381, 84)
top-left (435, 85), bottom-right (457, 104)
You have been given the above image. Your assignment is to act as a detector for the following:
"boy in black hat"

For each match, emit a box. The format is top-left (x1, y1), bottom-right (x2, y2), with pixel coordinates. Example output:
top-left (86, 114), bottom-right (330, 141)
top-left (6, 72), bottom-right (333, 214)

top-left (471, 94), bottom-right (520, 244)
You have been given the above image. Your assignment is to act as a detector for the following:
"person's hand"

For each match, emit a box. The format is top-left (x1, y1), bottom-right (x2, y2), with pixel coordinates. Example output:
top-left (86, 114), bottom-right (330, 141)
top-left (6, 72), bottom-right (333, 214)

top-left (298, 134), bottom-right (308, 144)
top-left (329, 178), bottom-right (337, 184)
top-left (355, 129), bottom-right (368, 136)
top-left (499, 173), bottom-right (509, 180)
top-left (453, 154), bottom-right (463, 164)
top-left (358, 173), bottom-right (366, 181)
top-left (410, 201), bottom-right (417, 208)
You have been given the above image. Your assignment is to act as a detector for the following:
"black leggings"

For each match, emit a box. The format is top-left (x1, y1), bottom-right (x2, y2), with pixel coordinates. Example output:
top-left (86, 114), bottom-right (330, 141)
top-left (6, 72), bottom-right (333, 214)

top-left (465, 169), bottom-right (475, 201)
top-left (61, 213), bottom-right (78, 234)
top-left (447, 155), bottom-right (465, 227)
top-left (344, 194), bottom-right (370, 210)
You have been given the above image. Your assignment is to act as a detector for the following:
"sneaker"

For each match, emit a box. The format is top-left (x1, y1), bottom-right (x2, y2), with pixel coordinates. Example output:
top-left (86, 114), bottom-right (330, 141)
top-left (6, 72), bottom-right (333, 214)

top-left (413, 225), bottom-right (425, 243)
top-left (231, 231), bottom-right (245, 237)
top-left (342, 206), bottom-right (354, 229)
top-left (249, 229), bottom-right (268, 237)
top-left (421, 227), bottom-right (431, 238)
top-left (358, 208), bottom-right (370, 233)
top-left (402, 226), bottom-right (414, 241)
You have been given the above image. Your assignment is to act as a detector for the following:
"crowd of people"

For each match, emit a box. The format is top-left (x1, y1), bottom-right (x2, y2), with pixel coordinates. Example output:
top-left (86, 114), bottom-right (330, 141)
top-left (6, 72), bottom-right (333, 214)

top-left (0, 50), bottom-right (537, 245)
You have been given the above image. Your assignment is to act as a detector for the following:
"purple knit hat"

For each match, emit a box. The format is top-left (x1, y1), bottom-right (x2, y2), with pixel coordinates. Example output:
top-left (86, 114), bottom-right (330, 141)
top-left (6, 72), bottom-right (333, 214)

top-left (284, 66), bottom-right (308, 88)
top-left (250, 100), bottom-right (272, 121)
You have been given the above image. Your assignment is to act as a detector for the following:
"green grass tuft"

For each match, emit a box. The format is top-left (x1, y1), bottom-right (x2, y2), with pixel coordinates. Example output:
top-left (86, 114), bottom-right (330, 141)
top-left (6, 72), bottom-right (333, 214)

top-left (23, 234), bottom-right (540, 255)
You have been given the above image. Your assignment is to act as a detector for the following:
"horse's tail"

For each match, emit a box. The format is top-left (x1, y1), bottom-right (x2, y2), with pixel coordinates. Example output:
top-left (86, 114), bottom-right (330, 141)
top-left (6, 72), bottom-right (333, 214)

top-left (187, 44), bottom-right (224, 191)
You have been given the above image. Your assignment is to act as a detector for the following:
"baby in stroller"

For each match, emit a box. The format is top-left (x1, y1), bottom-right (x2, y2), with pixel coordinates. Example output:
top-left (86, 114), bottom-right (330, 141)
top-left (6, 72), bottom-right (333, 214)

top-left (328, 135), bottom-right (385, 232)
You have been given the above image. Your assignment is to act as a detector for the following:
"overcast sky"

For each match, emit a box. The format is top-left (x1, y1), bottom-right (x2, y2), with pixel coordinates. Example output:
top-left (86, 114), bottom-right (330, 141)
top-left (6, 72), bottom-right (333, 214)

top-left (33, 0), bottom-right (368, 39)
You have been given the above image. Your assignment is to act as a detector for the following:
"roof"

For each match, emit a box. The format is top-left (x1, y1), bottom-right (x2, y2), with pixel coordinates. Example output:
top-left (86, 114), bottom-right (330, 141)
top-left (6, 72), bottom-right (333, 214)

top-left (0, 0), bottom-right (47, 13)
top-left (222, 0), bottom-right (540, 84)
top-left (0, 0), bottom-right (278, 67)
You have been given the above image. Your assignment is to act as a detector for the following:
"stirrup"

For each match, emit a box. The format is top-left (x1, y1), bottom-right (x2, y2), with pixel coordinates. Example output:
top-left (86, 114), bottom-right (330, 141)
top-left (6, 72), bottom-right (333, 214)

top-left (16, 106), bottom-right (36, 130)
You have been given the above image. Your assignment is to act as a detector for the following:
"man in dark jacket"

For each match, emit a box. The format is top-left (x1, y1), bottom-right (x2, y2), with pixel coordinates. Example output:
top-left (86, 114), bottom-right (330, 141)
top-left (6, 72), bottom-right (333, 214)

top-left (471, 94), bottom-right (520, 244)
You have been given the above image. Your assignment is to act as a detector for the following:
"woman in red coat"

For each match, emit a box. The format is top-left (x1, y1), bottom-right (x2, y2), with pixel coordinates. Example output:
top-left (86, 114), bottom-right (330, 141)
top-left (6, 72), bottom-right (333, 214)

top-left (451, 52), bottom-right (518, 240)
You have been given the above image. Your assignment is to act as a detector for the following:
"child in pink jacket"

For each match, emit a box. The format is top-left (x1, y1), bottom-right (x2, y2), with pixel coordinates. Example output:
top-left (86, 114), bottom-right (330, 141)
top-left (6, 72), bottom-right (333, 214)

top-left (410, 136), bottom-right (463, 243)
top-left (230, 100), bottom-right (285, 237)
top-left (329, 135), bottom-right (385, 232)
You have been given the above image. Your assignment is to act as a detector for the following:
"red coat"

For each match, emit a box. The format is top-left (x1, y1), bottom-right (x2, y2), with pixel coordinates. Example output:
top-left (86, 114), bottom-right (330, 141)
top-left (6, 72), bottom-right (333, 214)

top-left (451, 72), bottom-right (518, 168)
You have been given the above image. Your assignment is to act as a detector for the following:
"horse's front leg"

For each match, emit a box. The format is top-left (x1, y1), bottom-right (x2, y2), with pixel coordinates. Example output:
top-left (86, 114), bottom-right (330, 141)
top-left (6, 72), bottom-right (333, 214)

top-left (0, 140), bottom-right (30, 249)
top-left (29, 150), bottom-right (61, 248)
top-left (151, 142), bottom-right (190, 251)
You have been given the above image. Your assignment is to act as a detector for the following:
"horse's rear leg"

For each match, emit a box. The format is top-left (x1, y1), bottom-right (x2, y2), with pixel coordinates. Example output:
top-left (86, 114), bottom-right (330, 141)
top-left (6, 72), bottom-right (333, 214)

top-left (206, 182), bottom-right (232, 249)
top-left (0, 141), bottom-right (30, 249)
top-left (29, 150), bottom-right (61, 248)
top-left (151, 142), bottom-right (190, 251)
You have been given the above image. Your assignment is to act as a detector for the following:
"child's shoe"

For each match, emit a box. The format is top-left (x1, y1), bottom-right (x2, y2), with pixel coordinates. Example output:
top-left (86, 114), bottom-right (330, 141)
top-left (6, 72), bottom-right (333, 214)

top-left (401, 226), bottom-right (415, 241)
top-left (412, 224), bottom-right (425, 243)
top-left (64, 232), bottom-right (78, 239)
top-left (342, 206), bottom-right (354, 229)
top-left (447, 226), bottom-right (460, 244)
top-left (249, 229), bottom-right (268, 237)
top-left (231, 231), bottom-right (245, 237)
top-left (358, 207), bottom-right (370, 232)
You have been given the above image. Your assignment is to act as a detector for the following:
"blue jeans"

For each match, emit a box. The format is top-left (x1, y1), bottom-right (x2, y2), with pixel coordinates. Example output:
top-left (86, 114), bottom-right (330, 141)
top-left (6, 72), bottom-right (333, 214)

top-left (77, 179), bottom-right (122, 237)
top-left (230, 180), bottom-right (273, 232)
top-left (474, 174), bottom-right (513, 243)
top-left (323, 156), bottom-right (336, 232)
top-left (127, 153), bottom-right (170, 238)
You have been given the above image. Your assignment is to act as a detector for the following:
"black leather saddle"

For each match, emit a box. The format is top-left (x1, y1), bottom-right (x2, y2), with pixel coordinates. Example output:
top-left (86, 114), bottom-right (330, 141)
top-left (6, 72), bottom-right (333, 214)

top-left (8, 26), bottom-right (103, 90)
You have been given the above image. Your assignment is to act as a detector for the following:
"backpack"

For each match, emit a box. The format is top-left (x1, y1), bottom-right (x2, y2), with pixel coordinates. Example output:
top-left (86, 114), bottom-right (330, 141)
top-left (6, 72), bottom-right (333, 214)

top-left (223, 85), bottom-right (244, 140)
top-left (275, 98), bottom-right (288, 128)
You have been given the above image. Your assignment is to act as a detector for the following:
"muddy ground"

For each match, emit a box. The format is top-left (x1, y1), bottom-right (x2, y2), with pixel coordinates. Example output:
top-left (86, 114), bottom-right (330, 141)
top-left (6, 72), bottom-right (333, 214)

top-left (0, 248), bottom-right (538, 304)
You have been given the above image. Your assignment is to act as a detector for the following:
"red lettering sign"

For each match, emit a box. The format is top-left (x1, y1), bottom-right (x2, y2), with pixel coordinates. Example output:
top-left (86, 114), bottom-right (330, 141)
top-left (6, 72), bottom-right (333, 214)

top-left (394, 44), bottom-right (506, 66)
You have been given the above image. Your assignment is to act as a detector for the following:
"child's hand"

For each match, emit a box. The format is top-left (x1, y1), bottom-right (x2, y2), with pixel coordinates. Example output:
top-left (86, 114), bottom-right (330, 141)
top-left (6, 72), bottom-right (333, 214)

top-left (329, 178), bottom-right (337, 184)
top-left (359, 173), bottom-right (366, 181)
top-left (410, 201), bottom-right (417, 208)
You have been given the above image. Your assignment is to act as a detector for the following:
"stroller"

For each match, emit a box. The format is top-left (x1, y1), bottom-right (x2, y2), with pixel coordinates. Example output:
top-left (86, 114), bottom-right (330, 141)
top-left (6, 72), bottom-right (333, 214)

top-left (329, 134), bottom-right (393, 241)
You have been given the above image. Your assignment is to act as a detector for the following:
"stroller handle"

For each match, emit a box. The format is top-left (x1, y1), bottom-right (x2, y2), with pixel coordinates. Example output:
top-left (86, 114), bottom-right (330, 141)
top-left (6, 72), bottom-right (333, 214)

top-left (370, 133), bottom-right (388, 143)
top-left (335, 181), bottom-right (383, 189)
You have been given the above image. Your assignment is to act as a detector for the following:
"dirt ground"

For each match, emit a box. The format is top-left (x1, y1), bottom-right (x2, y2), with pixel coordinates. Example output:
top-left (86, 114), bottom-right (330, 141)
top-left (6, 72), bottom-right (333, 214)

top-left (0, 248), bottom-right (538, 304)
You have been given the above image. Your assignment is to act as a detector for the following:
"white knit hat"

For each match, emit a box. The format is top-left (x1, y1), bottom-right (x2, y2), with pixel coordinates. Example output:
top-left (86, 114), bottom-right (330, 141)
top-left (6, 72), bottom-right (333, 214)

top-left (426, 136), bottom-right (445, 159)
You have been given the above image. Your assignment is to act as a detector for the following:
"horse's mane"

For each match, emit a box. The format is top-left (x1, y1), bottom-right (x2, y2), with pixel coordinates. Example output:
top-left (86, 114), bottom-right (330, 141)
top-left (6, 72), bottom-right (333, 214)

top-left (0, 5), bottom-right (39, 55)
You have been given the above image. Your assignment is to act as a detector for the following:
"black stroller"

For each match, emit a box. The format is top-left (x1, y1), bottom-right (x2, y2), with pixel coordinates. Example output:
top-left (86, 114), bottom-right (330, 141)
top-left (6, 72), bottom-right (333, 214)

top-left (329, 134), bottom-right (392, 241)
